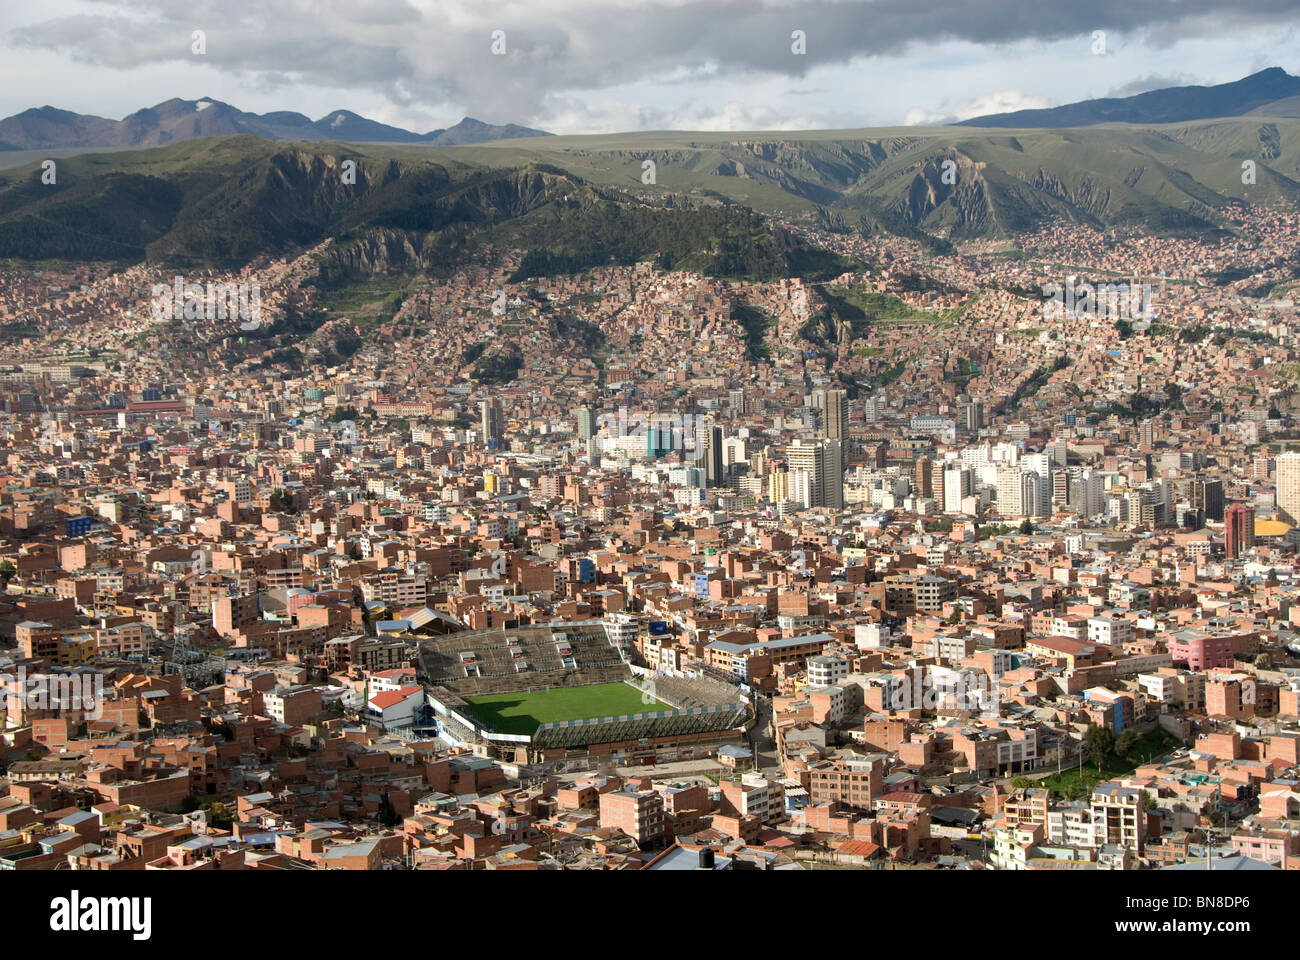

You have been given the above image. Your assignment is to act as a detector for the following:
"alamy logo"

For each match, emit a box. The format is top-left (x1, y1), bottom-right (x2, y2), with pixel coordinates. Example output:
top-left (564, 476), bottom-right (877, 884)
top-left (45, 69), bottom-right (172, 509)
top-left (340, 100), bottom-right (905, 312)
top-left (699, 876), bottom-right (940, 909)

top-left (2, 668), bottom-right (104, 720)
top-left (1041, 278), bottom-right (1153, 321)
top-left (49, 891), bottom-right (151, 940)
top-left (335, 420), bottom-right (359, 446)
top-left (150, 276), bottom-right (262, 330)
top-left (886, 671), bottom-right (994, 712)
top-left (596, 407), bottom-right (713, 464)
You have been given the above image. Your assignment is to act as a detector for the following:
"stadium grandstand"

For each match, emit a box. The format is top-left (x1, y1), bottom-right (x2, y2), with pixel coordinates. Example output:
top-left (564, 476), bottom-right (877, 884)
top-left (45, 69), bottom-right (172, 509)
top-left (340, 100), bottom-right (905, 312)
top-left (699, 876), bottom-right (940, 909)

top-left (419, 621), bottom-right (628, 697)
top-left (419, 622), bottom-right (749, 768)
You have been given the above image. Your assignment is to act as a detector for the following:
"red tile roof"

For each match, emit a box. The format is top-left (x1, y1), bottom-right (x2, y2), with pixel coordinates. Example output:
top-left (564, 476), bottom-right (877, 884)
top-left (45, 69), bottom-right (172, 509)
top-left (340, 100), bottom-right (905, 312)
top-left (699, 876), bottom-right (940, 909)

top-left (368, 685), bottom-right (421, 709)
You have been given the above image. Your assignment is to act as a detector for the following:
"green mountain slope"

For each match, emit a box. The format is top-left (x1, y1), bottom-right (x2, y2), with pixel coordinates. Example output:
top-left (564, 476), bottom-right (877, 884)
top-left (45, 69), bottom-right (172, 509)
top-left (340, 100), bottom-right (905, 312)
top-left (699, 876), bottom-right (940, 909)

top-left (431, 118), bottom-right (1300, 240)
top-left (0, 136), bottom-right (844, 280)
top-left (1, 116), bottom-right (1297, 267)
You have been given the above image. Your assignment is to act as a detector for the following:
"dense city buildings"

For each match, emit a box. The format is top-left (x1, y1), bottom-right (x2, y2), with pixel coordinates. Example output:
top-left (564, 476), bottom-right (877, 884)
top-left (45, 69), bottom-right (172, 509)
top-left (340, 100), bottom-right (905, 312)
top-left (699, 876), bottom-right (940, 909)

top-left (3, 203), bottom-right (1300, 876)
top-left (0, 34), bottom-right (1298, 887)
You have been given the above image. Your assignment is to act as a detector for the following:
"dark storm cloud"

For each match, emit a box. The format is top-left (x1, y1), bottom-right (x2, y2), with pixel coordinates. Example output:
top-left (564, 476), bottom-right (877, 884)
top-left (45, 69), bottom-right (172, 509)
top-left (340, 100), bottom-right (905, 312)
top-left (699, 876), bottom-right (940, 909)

top-left (9, 0), bottom-right (1299, 118)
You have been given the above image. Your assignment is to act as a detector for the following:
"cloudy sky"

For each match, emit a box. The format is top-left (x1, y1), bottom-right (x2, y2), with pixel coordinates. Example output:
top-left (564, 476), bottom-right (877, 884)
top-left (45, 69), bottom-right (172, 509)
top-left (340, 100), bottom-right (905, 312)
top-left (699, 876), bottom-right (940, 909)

top-left (2, 0), bottom-right (1298, 135)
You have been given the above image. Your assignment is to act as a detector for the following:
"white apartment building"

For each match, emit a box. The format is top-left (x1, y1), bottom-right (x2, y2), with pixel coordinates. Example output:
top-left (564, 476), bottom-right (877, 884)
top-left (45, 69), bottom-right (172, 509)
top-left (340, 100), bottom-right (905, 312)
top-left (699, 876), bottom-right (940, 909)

top-left (603, 614), bottom-right (639, 650)
top-left (1087, 616), bottom-right (1134, 647)
top-left (1091, 783), bottom-right (1145, 852)
top-left (1138, 672), bottom-right (1175, 703)
top-left (1046, 803), bottom-right (1100, 847)
top-left (807, 655), bottom-right (849, 688)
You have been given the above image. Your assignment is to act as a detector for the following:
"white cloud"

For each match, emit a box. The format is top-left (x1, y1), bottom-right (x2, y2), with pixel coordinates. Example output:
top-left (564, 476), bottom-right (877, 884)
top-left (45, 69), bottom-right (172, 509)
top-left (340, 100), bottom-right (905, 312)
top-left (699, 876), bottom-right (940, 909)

top-left (905, 90), bottom-right (1053, 125)
top-left (1, 1), bottom-right (1296, 133)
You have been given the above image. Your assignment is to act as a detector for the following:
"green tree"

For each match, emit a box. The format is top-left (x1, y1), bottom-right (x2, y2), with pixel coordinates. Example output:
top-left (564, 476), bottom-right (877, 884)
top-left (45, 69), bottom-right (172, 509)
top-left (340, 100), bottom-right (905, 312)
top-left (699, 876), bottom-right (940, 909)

top-left (1114, 727), bottom-right (1141, 760)
top-left (201, 801), bottom-right (235, 829)
top-left (0, 559), bottom-right (14, 586)
top-left (268, 488), bottom-right (298, 514)
top-left (1085, 724), bottom-right (1115, 770)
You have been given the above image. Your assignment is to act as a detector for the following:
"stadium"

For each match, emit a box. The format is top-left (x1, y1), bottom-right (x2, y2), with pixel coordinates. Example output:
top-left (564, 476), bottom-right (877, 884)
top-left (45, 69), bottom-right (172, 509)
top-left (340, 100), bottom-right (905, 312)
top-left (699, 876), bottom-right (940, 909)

top-left (419, 621), bottom-right (750, 770)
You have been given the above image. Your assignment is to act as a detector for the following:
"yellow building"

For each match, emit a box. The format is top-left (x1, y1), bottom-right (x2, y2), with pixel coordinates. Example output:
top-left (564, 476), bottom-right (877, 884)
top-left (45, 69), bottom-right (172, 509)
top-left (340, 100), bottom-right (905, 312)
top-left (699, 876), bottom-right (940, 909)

top-left (1254, 517), bottom-right (1292, 538)
top-left (58, 633), bottom-right (96, 667)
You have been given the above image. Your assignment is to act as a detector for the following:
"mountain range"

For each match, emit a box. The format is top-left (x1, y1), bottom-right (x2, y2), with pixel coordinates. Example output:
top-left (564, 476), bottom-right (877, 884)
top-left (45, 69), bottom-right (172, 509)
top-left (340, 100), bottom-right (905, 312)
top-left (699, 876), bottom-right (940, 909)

top-left (0, 98), bottom-right (550, 151)
top-left (2, 108), bottom-right (1297, 275)
top-left (0, 135), bottom-right (857, 289)
top-left (958, 67), bottom-right (1300, 127)
top-left (0, 67), bottom-right (1299, 281)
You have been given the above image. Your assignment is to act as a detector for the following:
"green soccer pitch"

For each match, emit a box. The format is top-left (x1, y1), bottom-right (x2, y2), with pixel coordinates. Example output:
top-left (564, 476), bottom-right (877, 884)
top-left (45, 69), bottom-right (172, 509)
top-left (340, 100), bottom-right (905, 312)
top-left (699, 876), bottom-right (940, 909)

top-left (462, 682), bottom-right (673, 735)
